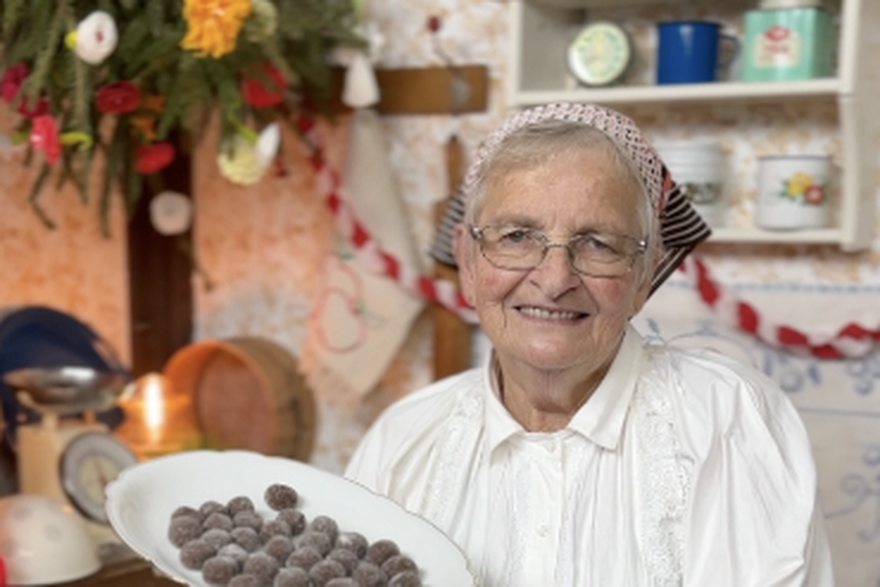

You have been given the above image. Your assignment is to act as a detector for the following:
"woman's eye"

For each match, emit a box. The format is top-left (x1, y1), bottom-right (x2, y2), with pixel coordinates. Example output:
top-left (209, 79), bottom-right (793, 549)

top-left (499, 228), bottom-right (534, 244)
top-left (575, 234), bottom-right (616, 253)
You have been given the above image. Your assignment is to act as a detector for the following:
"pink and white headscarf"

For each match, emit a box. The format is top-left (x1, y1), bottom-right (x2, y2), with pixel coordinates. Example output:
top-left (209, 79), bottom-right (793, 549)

top-left (431, 103), bottom-right (711, 295)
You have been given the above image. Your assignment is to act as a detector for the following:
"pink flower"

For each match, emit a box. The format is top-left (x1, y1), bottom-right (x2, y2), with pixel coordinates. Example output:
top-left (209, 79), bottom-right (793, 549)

top-left (29, 115), bottom-right (62, 165)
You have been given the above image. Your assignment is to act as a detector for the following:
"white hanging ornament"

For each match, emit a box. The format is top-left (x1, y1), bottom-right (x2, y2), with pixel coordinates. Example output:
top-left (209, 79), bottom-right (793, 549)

top-left (343, 52), bottom-right (380, 109)
top-left (67, 11), bottom-right (118, 65)
top-left (255, 123), bottom-right (281, 169)
top-left (150, 191), bottom-right (193, 235)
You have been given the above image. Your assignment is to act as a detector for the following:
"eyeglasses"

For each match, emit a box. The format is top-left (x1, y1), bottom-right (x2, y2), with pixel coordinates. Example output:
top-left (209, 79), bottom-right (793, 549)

top-left (469, 224), bottom-right (647, 278)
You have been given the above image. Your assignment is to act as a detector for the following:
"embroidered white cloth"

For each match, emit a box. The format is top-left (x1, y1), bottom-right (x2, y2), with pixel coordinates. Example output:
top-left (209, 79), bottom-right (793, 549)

top-left (301, 109), bottom-right (424, 401)
top-left (345, 326), bottom-right (835, 587)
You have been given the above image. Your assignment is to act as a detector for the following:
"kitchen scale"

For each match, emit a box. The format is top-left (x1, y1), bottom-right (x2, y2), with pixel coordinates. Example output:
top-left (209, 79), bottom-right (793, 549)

top-left (2, 366), bottom-right (138, 547)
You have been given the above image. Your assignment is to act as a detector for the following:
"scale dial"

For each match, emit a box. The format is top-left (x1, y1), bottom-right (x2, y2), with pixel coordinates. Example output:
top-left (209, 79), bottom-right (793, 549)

top-left (60, 431), bottom-right (138, 523)
top-left (567, 21), bottom-right (632, 87)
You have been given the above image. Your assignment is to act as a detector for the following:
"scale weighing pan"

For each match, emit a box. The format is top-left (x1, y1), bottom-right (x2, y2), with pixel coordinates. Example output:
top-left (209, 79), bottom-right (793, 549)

top-left (2, 367), bottom-right (130, 415)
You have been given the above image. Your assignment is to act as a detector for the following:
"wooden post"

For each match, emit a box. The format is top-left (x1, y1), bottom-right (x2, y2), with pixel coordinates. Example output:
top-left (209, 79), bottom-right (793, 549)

top-left (432, 136), bottom-right (473, 380)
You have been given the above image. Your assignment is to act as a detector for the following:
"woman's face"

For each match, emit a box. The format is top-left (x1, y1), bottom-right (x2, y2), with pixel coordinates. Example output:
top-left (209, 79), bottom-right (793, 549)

top-left (455, 145), bottom-right (652, 378)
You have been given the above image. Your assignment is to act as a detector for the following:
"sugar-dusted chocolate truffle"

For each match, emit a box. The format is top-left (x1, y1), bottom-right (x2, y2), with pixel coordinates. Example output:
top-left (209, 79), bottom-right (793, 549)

top-left (334, 531), bottom-right (368, 558)
top-left (261, 519), bottom-right (292, 542)
top-left (243, 552), bottom-right (281, 585)
top-left (201, 528), bottom-right (233, 551)
top-left (168, 515), bottom-right (203, 548)
top-left (180, 538), bottom-right (216, 570)
top-left (264, 483), bottom-right (298, 511)
top-left (308, 515), bottom-right (338, 542)
top-left (275, 508), bottom-right (306, 536)
top-left (204, 512), bottom-right (234, 532)
top-left (199, 500), bottom-right (228, 517)
top-left (309, 559), bottom-right (346, 587)
top-left (296, 531), bottom-right (332, 556)
top-left (227, 495), bottom-right (255, 516)
top-left (172, 505), bottom-right (203, 522)
top-left (218, 543), bottom-right (249, 567)
top-left (381, 554), bottom-right (417, 578)
top-left (285, 546), bottom-right (322, 571)
top-left (231, 526), bottom-right (262, 552)
top-left (352, 561), bottom-right (388, 587)
top-left (273, 567), bottom-right (311, 587)
top-left (388, 570), bottom-right (423, 587)
top-left (228, 574), bottom-right (260, 587)
top-left (326, 548), bottom-right (359, 574)
top-left (325, 579), bottom-right (358, 587)
top-left (366, 539), bottom-right (400, 566)
top-left (233, 510), bottom-right (264, 531)
top-left (202, 555), bottom-right (239, 585)
top-left (264, 534), bottom-right (295, 563)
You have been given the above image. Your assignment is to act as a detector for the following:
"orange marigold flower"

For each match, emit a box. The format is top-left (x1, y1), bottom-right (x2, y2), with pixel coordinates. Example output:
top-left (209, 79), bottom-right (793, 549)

top-left (181, 0), bottom-right (253, 59)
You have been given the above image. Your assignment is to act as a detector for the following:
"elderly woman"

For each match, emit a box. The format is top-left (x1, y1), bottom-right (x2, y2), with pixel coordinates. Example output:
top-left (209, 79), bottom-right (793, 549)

top-left (345, 104), bottom-right (833, 586)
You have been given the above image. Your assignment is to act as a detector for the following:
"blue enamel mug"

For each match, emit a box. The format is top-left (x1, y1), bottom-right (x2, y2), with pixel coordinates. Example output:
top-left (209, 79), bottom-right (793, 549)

top-left (657, 21), bottom-right (739, 84)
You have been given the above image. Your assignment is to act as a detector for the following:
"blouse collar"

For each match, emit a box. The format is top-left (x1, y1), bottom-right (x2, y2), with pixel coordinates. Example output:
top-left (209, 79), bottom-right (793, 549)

top-left (482, 325), bottom-right (646, 452)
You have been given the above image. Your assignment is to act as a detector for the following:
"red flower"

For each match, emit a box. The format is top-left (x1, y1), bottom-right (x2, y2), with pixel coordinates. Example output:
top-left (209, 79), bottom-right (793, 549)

top-left (29, 115), bottom-right (62, 165)
top-left (1, 63), bottom-right (29, 103)
top-left (242, 65), bottom-right (287, 108)
top-left (136, 142), bottom-right (175, 174)
top-left (805, 185), bottom-right (825, 205)
top-left (96, 81), bottom-right (142, 114)
top-left (766, 25), bottom-right (790, 42)
top-left (2, 63), bottom-right (50, 117)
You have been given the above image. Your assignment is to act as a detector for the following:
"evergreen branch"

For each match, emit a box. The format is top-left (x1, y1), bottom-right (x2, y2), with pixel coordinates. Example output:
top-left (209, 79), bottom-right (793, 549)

top-left (28, 163), bottom-right (56, 230)
top-left (115, 14), bottom-right (151, 61)
top-left (146, 0), bottom-right (165, 37)
top-left (123, 28), bottom-right (184, 79)
top-left (1, 0), bottom-right (25, 48)
top-left (23, 0), bottom-right (67, 101)
top-left (100, 118), bottom-right (126, 237)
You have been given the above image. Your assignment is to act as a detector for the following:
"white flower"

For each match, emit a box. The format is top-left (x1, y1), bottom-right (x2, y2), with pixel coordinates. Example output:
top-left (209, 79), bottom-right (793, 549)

top-left (255, 123), bottom-right (280, 169)
top-left (72, 11), bottom-right (118, 65)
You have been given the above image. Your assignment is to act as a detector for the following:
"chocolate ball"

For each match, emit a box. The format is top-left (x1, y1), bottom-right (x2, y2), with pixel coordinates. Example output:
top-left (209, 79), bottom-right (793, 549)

top-left (179, 538), bottom-right (216, 570)
top-left (366, 539), bottom-right (400, 566)
top-left (309, 559), bottom-right (346, 587)
top-left (334, 531), bottom-right (368, 558)
top-left (231, 526), bottom-right (262, 552)
top-left (168, 515), bottom-right (202, 548)
top-left (273, 567), bottom-right (311, 587)
top-left (275, 508), bottom-right (306, 536)
top-left (243, 552), bottom-right (281, 585)
top-left (202, 555), bottom-right (239, 585)
top-left (264, 483), bottom-right (298, 511)
top-left (285, 546), bottom-right (323, 571)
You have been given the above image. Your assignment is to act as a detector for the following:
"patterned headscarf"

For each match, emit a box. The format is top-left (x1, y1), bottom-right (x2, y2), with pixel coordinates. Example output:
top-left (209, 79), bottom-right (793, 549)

top-left (430, 103), bottom-right (711, 295)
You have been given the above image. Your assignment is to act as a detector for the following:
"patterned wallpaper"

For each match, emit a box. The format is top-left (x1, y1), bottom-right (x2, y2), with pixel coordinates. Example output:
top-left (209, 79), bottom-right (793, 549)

top-left (1, 1), bottom-right (879, 584)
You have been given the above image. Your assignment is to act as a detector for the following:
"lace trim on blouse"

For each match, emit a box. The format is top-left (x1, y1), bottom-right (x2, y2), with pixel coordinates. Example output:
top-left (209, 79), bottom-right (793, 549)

top-left (634, 349), bottom-right (692, 586)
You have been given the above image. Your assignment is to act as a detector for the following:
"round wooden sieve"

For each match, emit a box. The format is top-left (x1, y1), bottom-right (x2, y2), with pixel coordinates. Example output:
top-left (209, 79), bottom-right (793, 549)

top-left (162, 337), bottom-right (316, 461)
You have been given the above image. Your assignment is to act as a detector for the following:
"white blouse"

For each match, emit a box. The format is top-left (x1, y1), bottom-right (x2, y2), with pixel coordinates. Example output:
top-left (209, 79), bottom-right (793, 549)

top-left (345, 327), bottom-right (835, 587)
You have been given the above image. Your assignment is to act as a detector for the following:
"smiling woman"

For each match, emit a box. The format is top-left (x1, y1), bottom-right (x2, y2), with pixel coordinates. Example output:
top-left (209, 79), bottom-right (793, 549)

top-left (345, 103), bottom-right (835, 587)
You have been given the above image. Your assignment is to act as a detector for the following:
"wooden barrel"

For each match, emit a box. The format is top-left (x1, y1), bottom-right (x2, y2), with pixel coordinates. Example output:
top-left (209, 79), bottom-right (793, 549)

top-left (162, 337), bottom-right (316, 461)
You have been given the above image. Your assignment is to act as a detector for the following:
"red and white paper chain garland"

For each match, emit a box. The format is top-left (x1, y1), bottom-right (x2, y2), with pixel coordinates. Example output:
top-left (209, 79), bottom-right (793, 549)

top-left (680, 255), bottom-right (880, 360)
top-left (302, 120), bottom-right (478, 324)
